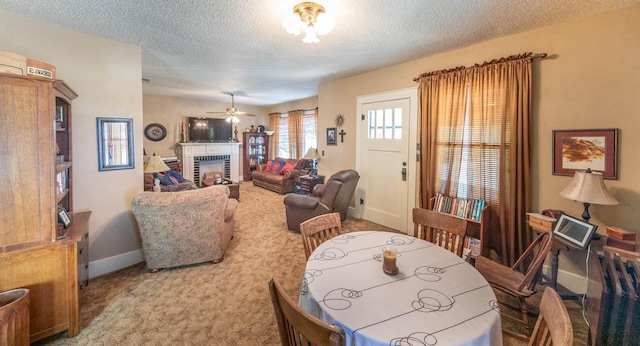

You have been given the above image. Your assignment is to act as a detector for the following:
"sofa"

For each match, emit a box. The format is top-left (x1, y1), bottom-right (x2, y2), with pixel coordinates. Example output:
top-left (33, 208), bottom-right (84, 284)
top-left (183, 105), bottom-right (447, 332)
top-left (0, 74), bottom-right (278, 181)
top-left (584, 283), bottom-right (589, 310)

top-left (143, 171), bottom-right (197, 192)
top-left (131, 185), bottom-right (238, 272)
top-left (284, 169), bottom-right (360, 232)
top-left (251, 158), bottom-right (310, 194)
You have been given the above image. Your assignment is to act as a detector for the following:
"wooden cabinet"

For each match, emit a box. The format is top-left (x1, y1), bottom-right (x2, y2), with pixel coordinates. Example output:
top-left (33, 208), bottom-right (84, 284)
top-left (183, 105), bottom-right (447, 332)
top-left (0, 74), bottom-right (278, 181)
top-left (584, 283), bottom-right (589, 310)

top-left (0, 73), bottom-right (89, 342)
top-left (242, 132), bottom-right (269, 181)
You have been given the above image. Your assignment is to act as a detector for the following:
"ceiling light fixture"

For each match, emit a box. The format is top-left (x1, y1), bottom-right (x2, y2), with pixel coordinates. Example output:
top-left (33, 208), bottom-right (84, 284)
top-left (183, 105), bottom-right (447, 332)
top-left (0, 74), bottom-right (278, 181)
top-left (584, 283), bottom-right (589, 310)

top-left (225, 115), bottom-right (240, 124)
top-left (282, 2), bottom-right (334, 43)
top-left (224, 93), bottom-right (241, 124)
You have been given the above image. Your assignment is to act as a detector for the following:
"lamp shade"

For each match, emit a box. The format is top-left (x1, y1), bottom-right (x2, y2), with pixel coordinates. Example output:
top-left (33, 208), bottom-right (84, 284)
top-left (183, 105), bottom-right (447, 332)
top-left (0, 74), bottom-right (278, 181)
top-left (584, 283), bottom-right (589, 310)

top-left (144, 155), bottom-right (170, 174)
top-left (303, 148), bottom-right (320, 160)
top-left (559, 170), bottom-right (618, 205)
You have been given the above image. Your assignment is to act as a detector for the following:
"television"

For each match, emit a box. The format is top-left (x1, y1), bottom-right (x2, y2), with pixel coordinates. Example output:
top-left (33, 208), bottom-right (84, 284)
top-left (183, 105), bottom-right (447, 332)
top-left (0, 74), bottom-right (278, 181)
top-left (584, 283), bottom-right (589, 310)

top-left (187, 117), bottom-right (233, 143)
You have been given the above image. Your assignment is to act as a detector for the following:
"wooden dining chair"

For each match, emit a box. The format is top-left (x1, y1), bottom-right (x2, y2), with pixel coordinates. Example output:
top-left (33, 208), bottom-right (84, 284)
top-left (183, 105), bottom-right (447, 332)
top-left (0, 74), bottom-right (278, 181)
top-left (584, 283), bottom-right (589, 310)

top-left (300, 213), bottom-right (342, 260)
top-left (474, 229), bottom-right (555, 339)
top-left (528, 287), bottom-right (573, 346)
top-left (412, 208), bottom-right (468, 257)
top-left (269, 278), bottom-right (346, 346)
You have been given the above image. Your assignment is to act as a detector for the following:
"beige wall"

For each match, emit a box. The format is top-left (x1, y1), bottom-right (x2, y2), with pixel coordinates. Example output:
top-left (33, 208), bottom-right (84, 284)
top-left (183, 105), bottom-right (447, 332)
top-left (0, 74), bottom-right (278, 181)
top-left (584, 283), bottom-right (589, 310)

top-left (0, 11), bottom-right (144, 266)
top-left (142, 94), bottom-right (270, 159)
top-left (264, 95), bottom-right (319, 115)
top-left (319, 6), bottom-right (640, 277)
top-left (141, 95), bottom-right (320, 160)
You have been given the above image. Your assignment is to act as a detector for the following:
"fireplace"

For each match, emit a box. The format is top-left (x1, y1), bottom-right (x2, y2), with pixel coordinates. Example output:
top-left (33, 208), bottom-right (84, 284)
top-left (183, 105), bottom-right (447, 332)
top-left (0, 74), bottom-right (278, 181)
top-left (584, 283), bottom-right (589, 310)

top-left (177, 143), bottom-right (241, 183)
top-left (193, 155), bottom-right (231, 186)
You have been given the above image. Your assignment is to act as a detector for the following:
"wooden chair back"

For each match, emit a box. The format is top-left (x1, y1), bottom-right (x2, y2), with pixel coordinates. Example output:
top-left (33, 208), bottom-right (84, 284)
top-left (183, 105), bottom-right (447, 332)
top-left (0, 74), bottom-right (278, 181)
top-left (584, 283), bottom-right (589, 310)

top-left (528, 287), bottom-right (573, 346)
top-left (512, 229), bottom-right (555, 292)
top-left (413, 208), bottom-right (468, 257)
top-left (269, 278), bottom-right (345, 346)
top-left (474, 229), bottom-right (556, 338)
top-left (300, 213), bottom-right (342, 259)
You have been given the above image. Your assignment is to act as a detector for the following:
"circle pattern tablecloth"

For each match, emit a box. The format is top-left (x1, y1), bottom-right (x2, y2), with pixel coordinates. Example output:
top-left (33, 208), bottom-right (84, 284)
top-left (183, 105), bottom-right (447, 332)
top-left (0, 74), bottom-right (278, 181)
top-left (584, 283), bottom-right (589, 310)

top-left (298, 231), bottom-right (503, 346)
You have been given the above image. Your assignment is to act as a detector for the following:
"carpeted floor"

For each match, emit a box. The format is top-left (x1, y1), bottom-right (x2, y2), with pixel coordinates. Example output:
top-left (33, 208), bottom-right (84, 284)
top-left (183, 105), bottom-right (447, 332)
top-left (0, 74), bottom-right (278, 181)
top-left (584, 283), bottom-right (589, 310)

top-left (36, 182), bottom-right (587, 345)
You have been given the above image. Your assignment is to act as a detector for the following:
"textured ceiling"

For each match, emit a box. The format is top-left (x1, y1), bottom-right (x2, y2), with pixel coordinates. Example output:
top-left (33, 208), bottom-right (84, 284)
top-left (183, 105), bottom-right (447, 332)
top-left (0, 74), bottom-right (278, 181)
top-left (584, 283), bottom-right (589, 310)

top-left (1, 0), bottom-right (637, 105)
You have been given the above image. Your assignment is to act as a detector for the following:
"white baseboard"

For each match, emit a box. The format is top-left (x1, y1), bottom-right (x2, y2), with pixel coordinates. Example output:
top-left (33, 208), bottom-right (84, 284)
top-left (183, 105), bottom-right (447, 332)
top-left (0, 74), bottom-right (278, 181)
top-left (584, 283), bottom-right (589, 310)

top-left (541, 264), bottom-right (588, 294)
top-left (89, 249), bottom-right (144, 279)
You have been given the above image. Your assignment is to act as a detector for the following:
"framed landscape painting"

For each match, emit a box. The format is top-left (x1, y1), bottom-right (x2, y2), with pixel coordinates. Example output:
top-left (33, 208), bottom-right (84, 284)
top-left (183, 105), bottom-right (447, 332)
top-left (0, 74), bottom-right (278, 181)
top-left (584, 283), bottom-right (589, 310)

top-left (552, 128), bottom-right (618, 179)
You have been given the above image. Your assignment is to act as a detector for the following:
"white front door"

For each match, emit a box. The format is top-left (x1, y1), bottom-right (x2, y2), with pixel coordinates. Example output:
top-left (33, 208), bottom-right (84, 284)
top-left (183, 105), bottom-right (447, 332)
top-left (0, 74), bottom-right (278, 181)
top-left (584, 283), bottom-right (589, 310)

top-left (356, 88), bottom-right (417, 233)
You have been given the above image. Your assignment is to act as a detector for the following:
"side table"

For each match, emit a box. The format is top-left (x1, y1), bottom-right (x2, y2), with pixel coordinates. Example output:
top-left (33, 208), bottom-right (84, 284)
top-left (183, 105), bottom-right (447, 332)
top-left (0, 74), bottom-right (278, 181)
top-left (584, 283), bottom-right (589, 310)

top-left (203, 178), bottom-right (239, 200)
top-left (294, 175), bottom-right (325, 195)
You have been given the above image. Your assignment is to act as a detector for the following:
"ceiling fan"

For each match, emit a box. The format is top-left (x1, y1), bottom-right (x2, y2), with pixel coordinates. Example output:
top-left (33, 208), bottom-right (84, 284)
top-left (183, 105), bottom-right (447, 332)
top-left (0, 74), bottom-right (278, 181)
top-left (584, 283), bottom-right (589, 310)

top-left (206, 92), bottom-right (255, 123)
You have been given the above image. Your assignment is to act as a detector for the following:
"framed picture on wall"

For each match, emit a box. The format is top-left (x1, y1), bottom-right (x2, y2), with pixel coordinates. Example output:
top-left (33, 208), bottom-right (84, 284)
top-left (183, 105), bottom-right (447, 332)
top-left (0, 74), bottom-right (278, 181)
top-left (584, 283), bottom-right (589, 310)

top-left (552, 128), bottom-right (618, 179)
top-left (327, 127), bottom-right (337, 145)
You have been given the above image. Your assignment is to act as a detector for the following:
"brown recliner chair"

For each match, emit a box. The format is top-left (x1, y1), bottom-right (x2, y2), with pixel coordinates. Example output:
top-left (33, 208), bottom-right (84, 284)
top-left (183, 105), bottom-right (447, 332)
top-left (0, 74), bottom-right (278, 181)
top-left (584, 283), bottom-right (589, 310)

top-left (284, 169), bottom-right (360, 232)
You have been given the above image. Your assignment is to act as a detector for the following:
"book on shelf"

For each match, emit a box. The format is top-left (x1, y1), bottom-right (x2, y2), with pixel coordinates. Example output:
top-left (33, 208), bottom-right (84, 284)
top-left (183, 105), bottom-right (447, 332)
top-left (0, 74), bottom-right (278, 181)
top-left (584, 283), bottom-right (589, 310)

top-left (462, 236), bottom-right (482, 261)
top-left (432, 194), bottom-right (486, 221)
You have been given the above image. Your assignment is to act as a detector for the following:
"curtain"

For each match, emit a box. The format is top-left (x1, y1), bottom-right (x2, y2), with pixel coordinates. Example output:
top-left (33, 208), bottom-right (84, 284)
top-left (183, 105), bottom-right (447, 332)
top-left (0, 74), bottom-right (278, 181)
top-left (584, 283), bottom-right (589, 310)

top-left (269, 113), bottom-right (280, 160)
top-left (314, 108), bottom-right (319, 142)
top-left (417, 53), bottom-right (533, 265)
top-left (287, 109), bottom-right (305, 159)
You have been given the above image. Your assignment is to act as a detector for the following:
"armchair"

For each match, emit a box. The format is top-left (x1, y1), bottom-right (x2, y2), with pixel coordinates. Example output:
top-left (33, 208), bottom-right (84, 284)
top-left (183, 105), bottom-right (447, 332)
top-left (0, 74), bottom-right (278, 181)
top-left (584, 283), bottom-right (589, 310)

top-left (131, 185), bottom-right (238, 272)
top-left (284, 170), bottom-right (360, 232)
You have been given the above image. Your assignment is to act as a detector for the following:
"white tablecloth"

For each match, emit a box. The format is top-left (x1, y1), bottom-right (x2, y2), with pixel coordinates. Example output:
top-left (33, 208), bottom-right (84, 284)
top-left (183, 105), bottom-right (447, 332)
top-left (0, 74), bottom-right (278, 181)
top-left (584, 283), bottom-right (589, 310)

top-left (299, 231), bottom-right (502, 346)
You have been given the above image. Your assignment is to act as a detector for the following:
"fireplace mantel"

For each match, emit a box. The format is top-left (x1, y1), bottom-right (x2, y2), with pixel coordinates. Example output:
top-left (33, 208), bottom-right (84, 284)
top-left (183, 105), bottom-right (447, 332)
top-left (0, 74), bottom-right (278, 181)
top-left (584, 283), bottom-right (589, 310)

top-left (177, 143), bottom-right (242, 184)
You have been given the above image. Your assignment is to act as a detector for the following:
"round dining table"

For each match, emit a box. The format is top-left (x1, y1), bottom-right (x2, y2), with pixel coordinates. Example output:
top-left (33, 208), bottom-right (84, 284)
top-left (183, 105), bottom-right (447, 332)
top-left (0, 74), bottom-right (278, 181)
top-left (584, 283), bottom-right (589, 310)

top-left (298, 231), bottom-right (503, 346)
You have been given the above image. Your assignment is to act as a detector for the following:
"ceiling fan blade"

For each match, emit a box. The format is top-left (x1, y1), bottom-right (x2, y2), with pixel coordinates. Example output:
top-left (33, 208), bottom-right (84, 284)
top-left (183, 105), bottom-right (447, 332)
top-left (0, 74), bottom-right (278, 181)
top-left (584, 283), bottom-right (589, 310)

top-left (205, 111), bottom-right (255, 116)
top-left (205, 92), bottom-right (255, 116)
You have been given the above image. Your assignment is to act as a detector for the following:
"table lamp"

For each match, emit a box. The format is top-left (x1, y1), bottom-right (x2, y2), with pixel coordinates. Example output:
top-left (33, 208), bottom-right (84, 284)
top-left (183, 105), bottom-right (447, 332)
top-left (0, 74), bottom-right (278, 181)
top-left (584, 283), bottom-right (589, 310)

top-left (559, 168), bottom-right (618, 223)
top-left (303, 147), bottom-right (320, 176)
top-left (144, 154), bottom-right (170, 192)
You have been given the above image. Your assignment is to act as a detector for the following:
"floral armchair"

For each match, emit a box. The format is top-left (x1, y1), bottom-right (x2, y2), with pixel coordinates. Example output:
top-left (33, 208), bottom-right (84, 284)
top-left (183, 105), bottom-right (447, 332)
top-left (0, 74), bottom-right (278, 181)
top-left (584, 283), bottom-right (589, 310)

top-left (131, 185), bottom-right (237, 272)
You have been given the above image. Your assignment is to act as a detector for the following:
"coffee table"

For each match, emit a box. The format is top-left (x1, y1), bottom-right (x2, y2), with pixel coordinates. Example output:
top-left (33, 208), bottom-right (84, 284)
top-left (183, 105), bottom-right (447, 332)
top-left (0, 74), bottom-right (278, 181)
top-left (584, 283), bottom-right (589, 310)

top-left (203, 178), bottom-right (239, 200)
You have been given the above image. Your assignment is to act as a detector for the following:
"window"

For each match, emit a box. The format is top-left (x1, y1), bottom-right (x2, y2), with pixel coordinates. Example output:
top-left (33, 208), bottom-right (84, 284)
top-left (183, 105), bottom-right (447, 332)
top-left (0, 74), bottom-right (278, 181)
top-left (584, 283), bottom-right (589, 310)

top-left (276, 110), bottom-right (317, 158)
top-left (435, 86), bottom-right (503, 202)
top-left (302, 111), bottom-right (317, 154)
top-left (277, 115), bottom-right (289, 158)
top-left (368, 107), bottom-right (402, 140)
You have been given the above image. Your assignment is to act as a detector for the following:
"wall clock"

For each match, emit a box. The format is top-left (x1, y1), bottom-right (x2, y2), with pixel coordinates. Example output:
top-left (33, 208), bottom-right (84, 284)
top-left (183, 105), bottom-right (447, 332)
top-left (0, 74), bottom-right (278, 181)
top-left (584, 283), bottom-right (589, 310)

top-left (144, 123), bottom-right (167, 141)
top-left (335, 114), bottom-right (345, 128)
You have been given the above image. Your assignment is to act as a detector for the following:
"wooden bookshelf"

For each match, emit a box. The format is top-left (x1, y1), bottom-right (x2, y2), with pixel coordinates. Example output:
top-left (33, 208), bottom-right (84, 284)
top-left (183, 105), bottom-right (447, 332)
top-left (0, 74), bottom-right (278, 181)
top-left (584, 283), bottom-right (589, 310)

top-left (429, 195), bottom-right (490, 257)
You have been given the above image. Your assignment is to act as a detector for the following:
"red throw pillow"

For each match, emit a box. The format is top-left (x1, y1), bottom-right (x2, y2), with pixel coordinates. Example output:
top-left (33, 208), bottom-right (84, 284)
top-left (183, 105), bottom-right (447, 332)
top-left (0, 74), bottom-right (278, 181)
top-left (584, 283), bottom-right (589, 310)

top-left (280, 162), bottom-right (295, 175)
top-left (265, 160), bottom-right (273, 172)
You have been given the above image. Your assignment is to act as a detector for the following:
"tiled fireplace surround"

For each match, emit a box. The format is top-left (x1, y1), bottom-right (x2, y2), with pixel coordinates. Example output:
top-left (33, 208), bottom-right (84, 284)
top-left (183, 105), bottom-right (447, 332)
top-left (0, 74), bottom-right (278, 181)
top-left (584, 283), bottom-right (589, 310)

top-left (177, 143), bottom-right (243, 185)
